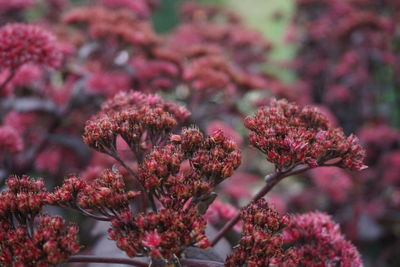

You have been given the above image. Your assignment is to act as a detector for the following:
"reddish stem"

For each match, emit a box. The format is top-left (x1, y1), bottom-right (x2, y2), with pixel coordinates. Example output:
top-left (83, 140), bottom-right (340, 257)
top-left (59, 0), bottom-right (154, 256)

top-left (210, 165), bottom-right (310, 246)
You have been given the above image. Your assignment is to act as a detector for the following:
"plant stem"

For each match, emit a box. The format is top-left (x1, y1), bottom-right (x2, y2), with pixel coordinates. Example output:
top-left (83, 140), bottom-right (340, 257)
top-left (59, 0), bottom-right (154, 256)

top-left (210, 165), bottom-right (310, 246)
top-left (110, 150), bottom-right (158, 212)
top-left (68, 255), bottom-right (148, 266)
top-left (68, 256), bottom-right (224, 267)
top-left (0, 69), bottom-right (16, 92)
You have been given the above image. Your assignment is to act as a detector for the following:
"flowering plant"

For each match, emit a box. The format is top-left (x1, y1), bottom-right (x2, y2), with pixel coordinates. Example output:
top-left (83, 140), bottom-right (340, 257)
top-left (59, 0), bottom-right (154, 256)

top-left (1, 0), bottom-right (396, 266)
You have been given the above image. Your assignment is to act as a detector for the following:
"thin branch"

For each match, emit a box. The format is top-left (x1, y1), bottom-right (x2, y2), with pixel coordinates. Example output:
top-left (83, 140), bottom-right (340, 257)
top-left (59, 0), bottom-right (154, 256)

top-left (0, 69), bottom-right (17, 91)
top-left (180, 259), bottom-right (224, 267)
top-left (68, 255), bottom-right (148, 266)
top-left (68, 256), bottom-right (224, 267)
top-left (110, 149), bottom-right (157, 212)
top-left (74, 205), bottom-right (112, 221)
top-left (210, 165), bottom-right (310, 246)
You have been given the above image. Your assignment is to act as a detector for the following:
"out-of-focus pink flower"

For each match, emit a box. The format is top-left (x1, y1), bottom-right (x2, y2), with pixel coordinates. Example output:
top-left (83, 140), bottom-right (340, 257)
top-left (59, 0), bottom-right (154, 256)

top-left (86, 71), bottom-right (130, 97)
top-left (0, 23), bottom-right (62, 70)
top-left (219, 171), bottom-right (259, 199)
top-left (0, 0), bottom-right (35, 12)
top-left (358, 123), bottom-right (399, 150)
top-left (35, 148), bottom-right (62, 174)
top-left (324, 85), bottom-right (353, 103)
top-left (99, 0), bottom-right (159, 19)
top-left (381, 150), bottom-right (400, 185)
top-left (0, 125), bottom-right (24, 153)
top-left (204, 200), bottom-right (241, 231)
top-left (310, 167), bottom-right (352, 203)
top-left (0, 64), bottom-right (44, 96)
top-left (3, 112), bottom-right (37, 134)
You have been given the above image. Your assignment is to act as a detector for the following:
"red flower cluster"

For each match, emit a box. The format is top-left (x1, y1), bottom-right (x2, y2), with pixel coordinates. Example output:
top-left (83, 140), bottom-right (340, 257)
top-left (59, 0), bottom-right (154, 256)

top-left (0, 23), bottom-right (62, 70)
top-left (83, 91), bottom-right (190, 158)
top-left (244, 98), bottom-right (366, 171)
top-left (63, 6), bottom-right (159, 46)
top-left (0, 175), bottom-right (80, 266)
top-left (139, 128), bottom-right (241, 209)
top-left (225, 199), bottom-right (298, 267)
top-left (283, 212), bottom-right (363, 266)
top-left (108, 207), bottom-right (208, 261)
top-left (0, 175), bottom-right (49, 218)
top-left (0, 216), bottom-right (80, 266)
top-left (50, 169), bottom-right (139, 218)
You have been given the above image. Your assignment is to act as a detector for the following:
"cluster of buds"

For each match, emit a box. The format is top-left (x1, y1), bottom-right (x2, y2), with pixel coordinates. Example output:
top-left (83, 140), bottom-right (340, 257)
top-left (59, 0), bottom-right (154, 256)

top-left (283, 212), bottom-right (363, 266)
top-left (244, 98), bottom-right (366, 171)
top-left (50, 169), bottom-right (139, 217)
top-left (63, 6), bottom-right (159, 46)
top-left (0, 216), bottom-right (80, 266)
top-left (225, 199), bottom-right (298, 267)
top-left (83, 91), bottom-right (190, 160)
top-left (77, 169), bottom-right (139, 213)
top-left (139, 127), bottom-right (241, 209)
top-left (0, 175), bottom-right (49, 219)
top-left (0, 23), bottom-right (62, 70)
top-left (0, 176), bottom-right (80, 266)
top-left (108, 207), bottom-right (208, 261)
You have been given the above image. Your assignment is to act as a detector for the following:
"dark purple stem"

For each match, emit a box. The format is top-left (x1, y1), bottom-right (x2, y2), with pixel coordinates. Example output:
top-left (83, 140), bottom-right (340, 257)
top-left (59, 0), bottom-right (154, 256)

top-left (68, 256), bottom-right (224, 267)
top-left (68, 255), bottom-right (148, 266)
top-left (0, 69), bottom-right (16, 91)
top-left (210, 165), bottom-right (310, 246)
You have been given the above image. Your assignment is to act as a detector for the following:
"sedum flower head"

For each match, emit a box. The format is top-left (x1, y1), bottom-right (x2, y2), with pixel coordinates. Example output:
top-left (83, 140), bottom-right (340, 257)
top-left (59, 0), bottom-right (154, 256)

top-left (0, 216), bottom-right (80, 266)
top-left (225, 198), bottom-right (298, 267)
top-left (244, 98), bottom-right (366, 171)
top-left (83, 91), bottom-right (190, 156)
top-left (283, 212), bottom-right (363, 267)
top-left (139, 127), bottom-right (241, 209)
top-left (108, 207), bottom-right (208, 261)
top-left (0, 23), bottom-right (62, 70)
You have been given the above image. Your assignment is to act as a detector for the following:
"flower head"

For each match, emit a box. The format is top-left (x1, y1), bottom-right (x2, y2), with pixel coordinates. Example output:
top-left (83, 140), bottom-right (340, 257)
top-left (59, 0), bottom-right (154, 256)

top-left (283, 212), bottom-right (363, 267)
top-left (139, 127), bottom-right (241, 209)
top-left (0, 23), bottom-right (62, 70)
top-left (0, 175), bottom-right (49, 219)
top-left (244, 98), bottom-right (366, 171)
top-left (0, 216), bottom-right (80, 266)
top-left (83, 92), bottom-right (190, 157)
top-left (108, 207), bottom-right (208, 260)
top-left (225, 198), bottom-right (298, 267)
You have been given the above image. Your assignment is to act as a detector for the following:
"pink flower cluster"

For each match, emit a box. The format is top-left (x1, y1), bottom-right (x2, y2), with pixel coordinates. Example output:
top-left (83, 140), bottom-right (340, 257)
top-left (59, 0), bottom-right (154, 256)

top-left (245, 98), bottom-right (366, 171)
top-left (139, 128), bottom-right (241, 209)
top-left (0, 23), bottom-right (62, 70)
top-left (83, 91), bottom-right (190, 158)
top-left (225, 199), bottom-right (298, 267)
top-left (108, 207), bottom-right (209, 260)
top-left (0, 175), bottom-right (80, 266)
top-left (283, 212), bottom-right (363, 266)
